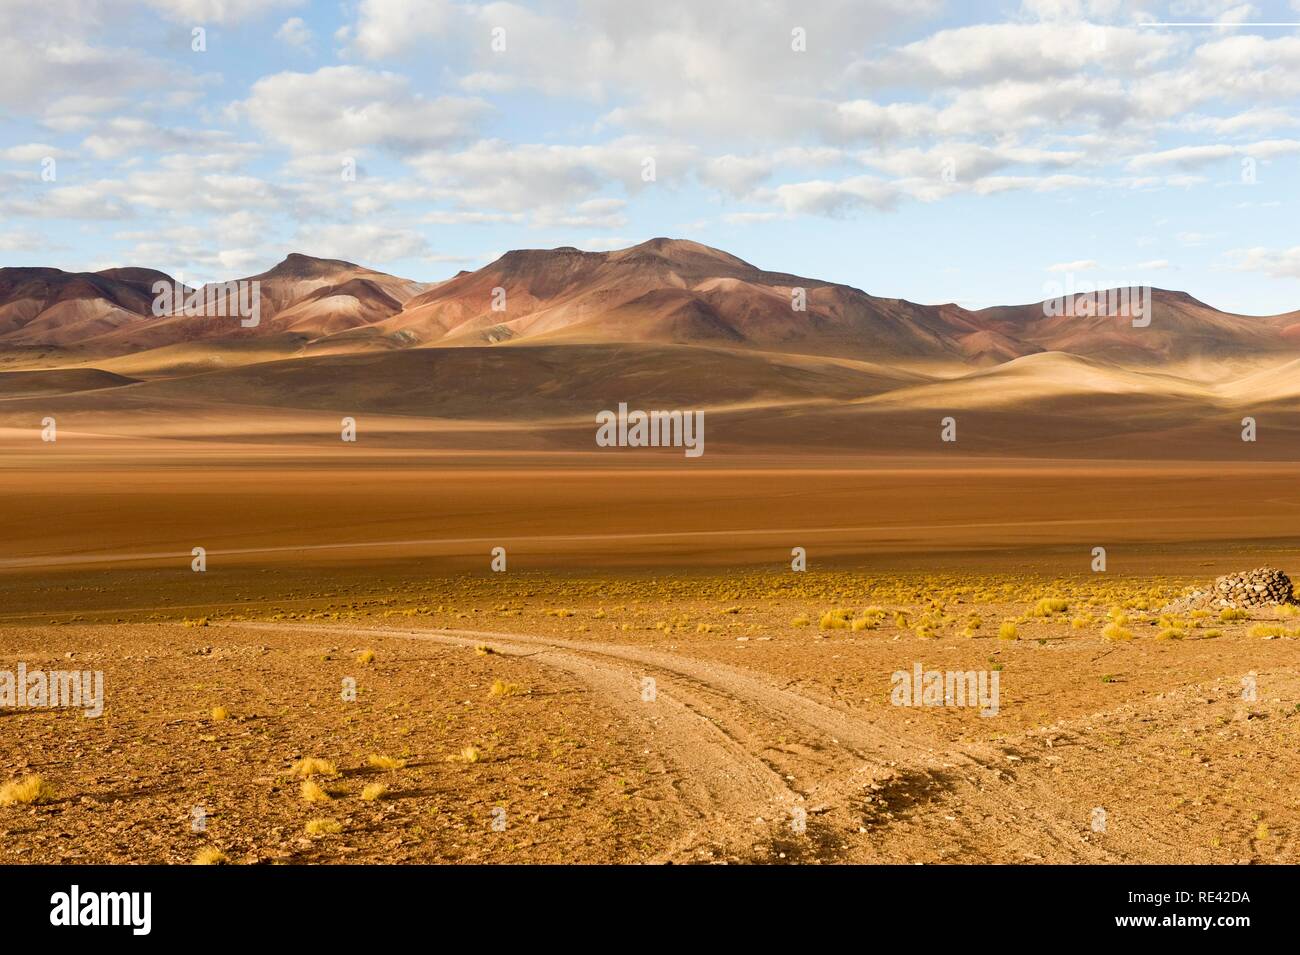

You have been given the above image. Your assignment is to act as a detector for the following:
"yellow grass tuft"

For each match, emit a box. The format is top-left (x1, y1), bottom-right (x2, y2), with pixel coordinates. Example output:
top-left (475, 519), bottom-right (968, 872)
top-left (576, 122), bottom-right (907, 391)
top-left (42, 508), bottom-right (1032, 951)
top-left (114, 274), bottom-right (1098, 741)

top-left (301, 779), bottom-right (332, 803)
top-left (0, 774), bottom-right (55, 806)
top-left (457, 746), bottom-right (482, 764)
top-left (1219, 608), bottom-right (1249, 622)
top-left (193, 847), bottom-right (230, 865)
top-left (361, 783), bottom-right (389, 801)
top-left (210, 705), bottom-right (230, 721)
top-left (1033, 598), bottom-right (1069, 617)
top-left (791, 615), bottom-right (811, 627)
top-left (819, 609), bottom-right (853, 630)
top-left (475, 644), bottom-right (494, 655)
top-left (489, 678), bottom-right (525, 697)
top-left (289, 757), bottom-right (337, 778)
top-left (367, 754), bottom-right (407, 770)
top-left (1249, 623), bottom-right (1288, 638)
top-left (357, 649), bottom-right (376, 665)
top-left (305, 818), bottom-right (342, 836)
top-left (1103, 623), bottom-right (1134, 641)
top-left (997, 622), bottom-right (1018, 641)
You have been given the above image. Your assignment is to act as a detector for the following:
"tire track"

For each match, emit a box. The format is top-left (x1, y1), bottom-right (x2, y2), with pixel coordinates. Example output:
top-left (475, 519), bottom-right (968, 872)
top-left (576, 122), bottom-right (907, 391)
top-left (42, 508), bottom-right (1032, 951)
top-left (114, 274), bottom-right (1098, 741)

top-left (233, 621), bottom-right (1114, 862)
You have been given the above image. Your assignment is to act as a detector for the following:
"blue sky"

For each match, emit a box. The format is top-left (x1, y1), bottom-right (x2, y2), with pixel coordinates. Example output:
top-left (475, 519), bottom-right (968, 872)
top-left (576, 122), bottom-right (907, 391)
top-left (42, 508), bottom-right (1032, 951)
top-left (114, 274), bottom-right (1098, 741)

top-left (4, 0), bottom-right (1300, 313)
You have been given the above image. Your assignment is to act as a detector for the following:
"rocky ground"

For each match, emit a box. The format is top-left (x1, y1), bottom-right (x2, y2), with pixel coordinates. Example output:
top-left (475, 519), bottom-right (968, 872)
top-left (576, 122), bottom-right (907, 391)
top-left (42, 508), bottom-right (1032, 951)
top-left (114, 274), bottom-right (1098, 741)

top-left (2, 570), bottom-right (1298, 864)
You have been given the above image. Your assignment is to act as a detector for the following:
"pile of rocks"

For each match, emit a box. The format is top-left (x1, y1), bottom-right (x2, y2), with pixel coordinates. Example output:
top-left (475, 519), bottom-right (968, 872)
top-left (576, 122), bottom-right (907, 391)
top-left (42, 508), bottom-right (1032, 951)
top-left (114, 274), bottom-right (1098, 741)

top-left (1164, 567), bottom-right (1294, 612)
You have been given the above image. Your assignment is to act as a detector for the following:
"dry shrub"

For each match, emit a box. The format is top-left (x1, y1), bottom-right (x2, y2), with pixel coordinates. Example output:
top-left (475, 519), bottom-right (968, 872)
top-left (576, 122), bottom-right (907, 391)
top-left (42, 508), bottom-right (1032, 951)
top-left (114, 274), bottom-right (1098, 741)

top-left (301, 780), bottom-right (332, 803)
top-left (305, 818), bottom-right (342, 836)
top-left (290, 757), bottom-right (337, 778)
top-left (0, 774), bottom-right (54, 806)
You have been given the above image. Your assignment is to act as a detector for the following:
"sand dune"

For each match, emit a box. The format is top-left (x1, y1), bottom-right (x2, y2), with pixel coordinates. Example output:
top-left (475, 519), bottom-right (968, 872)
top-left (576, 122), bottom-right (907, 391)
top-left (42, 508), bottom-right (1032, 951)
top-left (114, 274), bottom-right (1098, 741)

top-left (0, 367), bottom-right (138, 397)
top-left (861, 352), bottom-right (1211, 409)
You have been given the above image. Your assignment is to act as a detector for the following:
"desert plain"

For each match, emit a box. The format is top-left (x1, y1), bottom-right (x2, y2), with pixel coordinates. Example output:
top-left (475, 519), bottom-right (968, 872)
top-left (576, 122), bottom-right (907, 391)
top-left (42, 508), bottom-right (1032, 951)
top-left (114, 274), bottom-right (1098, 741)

top-left (1, 438), bottom-right (1299, 864)
top-left (2, 241), bottom-right (1300, 864)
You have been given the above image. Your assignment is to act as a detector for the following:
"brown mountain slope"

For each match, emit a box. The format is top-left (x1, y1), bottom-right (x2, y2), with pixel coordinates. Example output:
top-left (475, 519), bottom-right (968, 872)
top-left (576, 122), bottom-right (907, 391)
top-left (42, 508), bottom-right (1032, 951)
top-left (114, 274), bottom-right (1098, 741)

top-left (87, 254), bottom-right (427, 354)
top-left (972, 289), bottom-right (1300, 364)
top-left (0, 255), bottom-right (427, 356)
top-left (0, 266), bottom-right (176, 343)
top-left (268, 278), bottom-right (406, 336)
top-left (345, 238), bottom-right (968, 361)
top-left (3, 241), bottom-right (1299, 373)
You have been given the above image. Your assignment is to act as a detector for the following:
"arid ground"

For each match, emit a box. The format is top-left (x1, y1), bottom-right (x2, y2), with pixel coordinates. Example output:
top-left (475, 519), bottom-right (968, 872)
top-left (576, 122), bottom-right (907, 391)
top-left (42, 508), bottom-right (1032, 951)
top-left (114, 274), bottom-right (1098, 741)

top-left (4, 243), bottom-right (1300, 863)
top-left (2, 436), bottom-right (1298, 864)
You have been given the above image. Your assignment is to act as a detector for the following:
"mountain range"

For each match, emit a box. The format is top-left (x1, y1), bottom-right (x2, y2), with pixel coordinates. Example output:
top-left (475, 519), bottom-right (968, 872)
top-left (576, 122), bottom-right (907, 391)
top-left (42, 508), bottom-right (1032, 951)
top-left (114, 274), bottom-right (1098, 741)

top-left (3, 238), bottom-right (1300, 458)
top-left (4, 238), bottom-right (1298, 366)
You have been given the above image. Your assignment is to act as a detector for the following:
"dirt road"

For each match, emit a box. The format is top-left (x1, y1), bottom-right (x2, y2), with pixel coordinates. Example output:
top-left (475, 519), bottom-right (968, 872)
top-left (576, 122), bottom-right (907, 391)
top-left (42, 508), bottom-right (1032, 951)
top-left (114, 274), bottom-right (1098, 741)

top-left (234, 621), bottom-right (1136, 863)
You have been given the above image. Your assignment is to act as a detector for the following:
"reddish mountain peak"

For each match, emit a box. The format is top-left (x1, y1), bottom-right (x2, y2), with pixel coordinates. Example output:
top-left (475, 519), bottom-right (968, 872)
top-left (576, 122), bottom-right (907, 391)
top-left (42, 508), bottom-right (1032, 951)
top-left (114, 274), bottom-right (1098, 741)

top-left (609, 237), bottom-right (757, 272)
top-left (484, 239), bottom-right (758, 281)
top-left (492, 246), bottom-right (600, 270)
top-left (257, 253), bottom-right (364, 280)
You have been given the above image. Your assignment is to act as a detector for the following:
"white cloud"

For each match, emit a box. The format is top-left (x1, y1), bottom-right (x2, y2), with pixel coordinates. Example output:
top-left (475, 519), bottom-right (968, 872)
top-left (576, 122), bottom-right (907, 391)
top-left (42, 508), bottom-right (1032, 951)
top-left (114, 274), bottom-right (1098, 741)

top-left (140, 0), bottom-right (302, 24)
top-left (275, 17), bottom-right (314, 51)
top-left (760, 176), bottom-right (899, 217)
top-left (851, 22), bottom-right (1175, 88)
top-left (533, 198), bottom-right (629, 230)
top-left (237, 66), bottom-right (488, 154)
top-left (1129, 144), bottom-right (1237, 170)
top-left (4, 183), bottom-right (133, 219)
top-left (0, 229), bottom-right (58, 252)
top-left (1227, 246), bottom-right (1300, 279)
top-left (0, 143), bottom-right (72, 162)
top-left (344, 0), bottom-right (456, 59)
top-left (1129, 140), bottom-right (1300, 170)
top-left (1181, 108), bottom-right (1300, 135)
top-left (409, 138), bottom-right (698, 214)
top-left (80, 118), bottom-right (249, 161)
top-left (292, 222), bottom-right (432, 264)
top-left (698, 155), bottom-right (773, 197)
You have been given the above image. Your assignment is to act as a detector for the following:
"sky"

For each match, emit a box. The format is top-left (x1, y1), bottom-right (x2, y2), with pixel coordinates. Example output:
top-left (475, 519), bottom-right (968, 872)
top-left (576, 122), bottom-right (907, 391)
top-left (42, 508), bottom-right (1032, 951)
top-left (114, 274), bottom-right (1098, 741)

top-left (3, 0), bottom-right (1300, 312)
